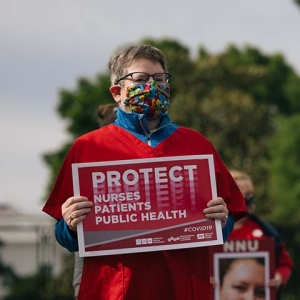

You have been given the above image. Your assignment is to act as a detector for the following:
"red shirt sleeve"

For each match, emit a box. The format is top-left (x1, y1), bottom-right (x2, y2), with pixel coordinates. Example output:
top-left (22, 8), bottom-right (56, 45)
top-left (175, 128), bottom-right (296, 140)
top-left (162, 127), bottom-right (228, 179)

top-left (42, 144), bottom-right (76, 220)
top-left (276, 242), bottom-right (294, 286)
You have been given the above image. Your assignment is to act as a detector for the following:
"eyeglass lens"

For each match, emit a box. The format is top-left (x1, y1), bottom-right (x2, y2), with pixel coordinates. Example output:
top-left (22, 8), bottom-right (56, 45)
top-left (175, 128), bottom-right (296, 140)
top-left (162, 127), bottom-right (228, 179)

top-left (130, 72), bottom-right (169, 85)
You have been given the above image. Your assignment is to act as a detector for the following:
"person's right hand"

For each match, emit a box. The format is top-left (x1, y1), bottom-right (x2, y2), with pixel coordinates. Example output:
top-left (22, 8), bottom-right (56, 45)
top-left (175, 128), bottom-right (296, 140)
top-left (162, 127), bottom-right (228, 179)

top-left (62, 196), bottom-right (93, 231)
top-left (269, 272), bottom-right (283, 289)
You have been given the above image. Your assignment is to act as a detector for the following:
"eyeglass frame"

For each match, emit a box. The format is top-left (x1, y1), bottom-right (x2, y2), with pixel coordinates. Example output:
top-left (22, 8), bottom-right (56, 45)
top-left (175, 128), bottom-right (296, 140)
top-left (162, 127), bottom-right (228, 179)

top-left (114, 72), bottom-right (171, 85)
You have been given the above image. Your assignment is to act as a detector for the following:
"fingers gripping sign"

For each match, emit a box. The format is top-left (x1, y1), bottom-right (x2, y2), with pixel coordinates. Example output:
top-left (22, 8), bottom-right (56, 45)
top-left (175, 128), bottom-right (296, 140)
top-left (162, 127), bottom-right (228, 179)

top-left (62, 196), bottom-right (93, 231)
top-left (203, 197), bottom-right (229, 228)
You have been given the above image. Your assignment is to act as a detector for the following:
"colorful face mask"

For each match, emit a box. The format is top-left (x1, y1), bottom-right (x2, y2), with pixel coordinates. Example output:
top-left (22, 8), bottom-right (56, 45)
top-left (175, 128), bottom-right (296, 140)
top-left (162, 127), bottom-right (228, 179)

top-left (123, 81), bottom-right (170, 119)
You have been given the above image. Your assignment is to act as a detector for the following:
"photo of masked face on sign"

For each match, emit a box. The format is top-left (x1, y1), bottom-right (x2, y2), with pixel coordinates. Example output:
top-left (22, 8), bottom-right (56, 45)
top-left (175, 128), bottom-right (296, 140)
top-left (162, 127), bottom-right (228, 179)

top-left (218, 256), bottom-right (266, 300)
top-left (211, 239), bottom-right (276, 300)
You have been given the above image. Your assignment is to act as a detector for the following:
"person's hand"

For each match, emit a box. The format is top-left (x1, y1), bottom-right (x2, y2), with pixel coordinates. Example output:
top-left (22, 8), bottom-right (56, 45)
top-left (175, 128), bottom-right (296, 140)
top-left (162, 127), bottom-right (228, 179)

top-left (269, 272), bottom-right (283, 289)
top-left (62, 196), bottom-right (93, 231)
top-left (203, 197), bottom-right (229, 228)
top-left (210, 276), bottom-right (217, 287)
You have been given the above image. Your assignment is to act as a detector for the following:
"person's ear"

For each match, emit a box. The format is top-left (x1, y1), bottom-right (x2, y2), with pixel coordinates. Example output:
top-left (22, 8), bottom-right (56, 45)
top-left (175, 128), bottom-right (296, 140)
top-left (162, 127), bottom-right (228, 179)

top-left (109, 85), bottom-right (122, 104)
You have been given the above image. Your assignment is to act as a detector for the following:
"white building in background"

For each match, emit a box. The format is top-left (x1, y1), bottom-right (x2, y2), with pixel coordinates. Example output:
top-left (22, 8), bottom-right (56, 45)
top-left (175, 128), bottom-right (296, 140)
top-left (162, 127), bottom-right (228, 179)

top-left (0, 204), bottom-right (68, 298)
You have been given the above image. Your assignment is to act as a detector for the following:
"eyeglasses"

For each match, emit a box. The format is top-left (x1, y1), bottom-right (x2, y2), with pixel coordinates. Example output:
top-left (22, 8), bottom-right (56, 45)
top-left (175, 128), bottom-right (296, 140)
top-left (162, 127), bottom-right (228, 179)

top-left (115, 72), bottom-right (171, 86)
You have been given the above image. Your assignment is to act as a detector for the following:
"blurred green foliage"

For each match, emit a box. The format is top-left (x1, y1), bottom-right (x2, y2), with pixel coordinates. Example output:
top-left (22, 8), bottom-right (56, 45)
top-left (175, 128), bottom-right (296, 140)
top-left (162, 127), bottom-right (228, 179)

top-left (3, 262), bottom-right (74, 300)
top-left (268, 114), bottom-right (300, 227)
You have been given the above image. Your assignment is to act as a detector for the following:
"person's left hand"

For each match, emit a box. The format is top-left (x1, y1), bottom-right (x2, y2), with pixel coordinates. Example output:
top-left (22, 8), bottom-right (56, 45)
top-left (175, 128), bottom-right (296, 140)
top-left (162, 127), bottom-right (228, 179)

top-left (62, 196), bottom-right (93, 231)
top-left (203, 197), bottom-right (229, 228)
top-left (269, 272), bottom-right (283, 289)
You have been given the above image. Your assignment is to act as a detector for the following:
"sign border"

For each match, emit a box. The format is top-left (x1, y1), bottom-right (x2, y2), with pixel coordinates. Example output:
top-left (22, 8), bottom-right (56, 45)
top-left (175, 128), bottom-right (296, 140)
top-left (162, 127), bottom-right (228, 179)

top-left (72, 155), bottom-right (223, 257)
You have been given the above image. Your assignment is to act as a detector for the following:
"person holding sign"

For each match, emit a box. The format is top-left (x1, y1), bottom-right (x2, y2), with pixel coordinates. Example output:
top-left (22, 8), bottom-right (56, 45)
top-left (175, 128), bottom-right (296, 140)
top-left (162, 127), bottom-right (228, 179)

top-left (229, 170), bottom-right (293, 299)
top-left (43, 43), bottom-right (246, 300)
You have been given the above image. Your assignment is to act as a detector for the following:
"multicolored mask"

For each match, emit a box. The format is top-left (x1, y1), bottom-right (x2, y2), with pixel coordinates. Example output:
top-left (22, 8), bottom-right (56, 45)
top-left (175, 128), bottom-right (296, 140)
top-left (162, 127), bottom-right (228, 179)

top-left (123, 81), bottom-right (170, 119)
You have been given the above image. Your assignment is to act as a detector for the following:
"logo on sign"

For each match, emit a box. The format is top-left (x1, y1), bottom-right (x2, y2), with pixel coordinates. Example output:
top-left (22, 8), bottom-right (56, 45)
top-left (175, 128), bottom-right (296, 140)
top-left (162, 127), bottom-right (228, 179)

top-left (168, 236), bottom-right (180, 242)
top-left (136, 238), bottom-right (153, 245)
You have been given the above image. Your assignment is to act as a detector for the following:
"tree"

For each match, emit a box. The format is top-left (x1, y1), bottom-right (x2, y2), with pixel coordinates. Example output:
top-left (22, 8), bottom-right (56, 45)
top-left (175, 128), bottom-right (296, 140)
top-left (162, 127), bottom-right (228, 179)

top-left (168, 43), bottom-right (300, 214)
top-left (267, 113), bottom-right (300, 298)
top-left (268, 114), bottom-right (300, 225)
top-left (4, 263), bottom-right (73, 300)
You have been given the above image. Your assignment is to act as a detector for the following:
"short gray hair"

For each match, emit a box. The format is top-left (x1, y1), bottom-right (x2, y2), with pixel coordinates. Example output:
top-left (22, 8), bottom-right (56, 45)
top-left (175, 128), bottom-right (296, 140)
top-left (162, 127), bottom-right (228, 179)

top-left (108, 43), bottom-right (168, 85)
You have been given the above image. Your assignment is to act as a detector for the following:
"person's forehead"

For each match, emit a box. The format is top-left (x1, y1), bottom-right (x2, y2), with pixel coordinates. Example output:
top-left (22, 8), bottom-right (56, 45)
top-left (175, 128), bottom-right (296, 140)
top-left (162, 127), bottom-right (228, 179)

top-left (236, 178), bottom-right (254, 192)
top-left (224, 260), bottom-right (265, 286)
top-left (126, 58), bottom-right (164, 73)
